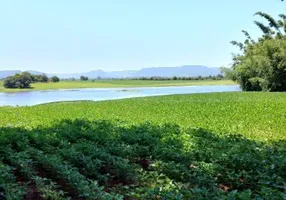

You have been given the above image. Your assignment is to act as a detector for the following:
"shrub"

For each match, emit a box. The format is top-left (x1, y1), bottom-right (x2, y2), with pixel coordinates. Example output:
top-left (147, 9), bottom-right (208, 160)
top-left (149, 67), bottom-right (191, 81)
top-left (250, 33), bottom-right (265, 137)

top-left (3, 77), bottom-right (16, 88)
top-left (50, 76), bottom-right (60, 83)
top-left (80, 75), bottom-right (89, 81)
top-left (38, 74), bottom-right (49, 83)
top-left (31, 74), bottom-right (49, 83)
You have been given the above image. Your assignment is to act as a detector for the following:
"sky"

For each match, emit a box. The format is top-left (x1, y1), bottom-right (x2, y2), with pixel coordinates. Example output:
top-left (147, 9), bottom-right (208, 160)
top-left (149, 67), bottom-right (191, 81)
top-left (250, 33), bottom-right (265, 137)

top-left (0, 0), bottom-right (285, 73)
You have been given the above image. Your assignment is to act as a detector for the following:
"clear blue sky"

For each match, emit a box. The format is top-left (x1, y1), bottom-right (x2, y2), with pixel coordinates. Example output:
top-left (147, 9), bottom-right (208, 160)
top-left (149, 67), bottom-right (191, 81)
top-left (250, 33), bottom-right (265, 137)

top-left (0, 0), bottom-right (284, 73)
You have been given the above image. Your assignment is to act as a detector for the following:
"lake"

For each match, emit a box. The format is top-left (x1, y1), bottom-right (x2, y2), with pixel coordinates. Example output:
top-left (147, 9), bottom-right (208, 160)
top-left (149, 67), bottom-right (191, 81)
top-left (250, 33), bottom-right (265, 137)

top-left (0, 85), bottom-right (240, 106)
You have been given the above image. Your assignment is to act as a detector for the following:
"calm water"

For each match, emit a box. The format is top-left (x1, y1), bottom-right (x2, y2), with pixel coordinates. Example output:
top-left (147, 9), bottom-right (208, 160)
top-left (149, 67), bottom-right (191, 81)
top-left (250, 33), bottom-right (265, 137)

top-left (0, 85), bottom-right (240, 106)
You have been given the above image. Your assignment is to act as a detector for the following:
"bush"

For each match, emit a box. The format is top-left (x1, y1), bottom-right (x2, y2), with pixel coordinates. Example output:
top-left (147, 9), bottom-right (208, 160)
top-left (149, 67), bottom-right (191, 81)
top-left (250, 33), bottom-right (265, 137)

top-left (3, 72), bottom-right (32, 89)
top-left (38, 74), bottom-right (49, 83)
top-left (3, 77), bottom-right (16, 88)
top-left (80, 75), bottom-right (89, 81)
top-left (50, 76), bottom-right (60, 83)
top-left (31, 74), bottom-right (49, 83)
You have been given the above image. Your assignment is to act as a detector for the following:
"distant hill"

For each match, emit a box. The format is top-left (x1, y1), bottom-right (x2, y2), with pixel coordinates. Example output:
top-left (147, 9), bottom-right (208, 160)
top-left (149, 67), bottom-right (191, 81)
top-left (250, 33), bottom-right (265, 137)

top-left (0, 70), bottom-right (45, 79)
top-left (0, 65), bottom-right (221, 79)
top-left (0, 70), bottom-right (21, 79)
top-left (134, 65), bottom-right (220, 77)
top-left (26, 70), bottom-right (46, 75)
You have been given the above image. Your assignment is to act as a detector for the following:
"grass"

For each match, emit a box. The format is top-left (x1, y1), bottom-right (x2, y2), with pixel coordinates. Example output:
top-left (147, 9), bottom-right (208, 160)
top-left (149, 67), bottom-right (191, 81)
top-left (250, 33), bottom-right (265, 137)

top-left (1, 92), bottom-right (286, 199)
top-left (0, 79), bottom-right (234, 92)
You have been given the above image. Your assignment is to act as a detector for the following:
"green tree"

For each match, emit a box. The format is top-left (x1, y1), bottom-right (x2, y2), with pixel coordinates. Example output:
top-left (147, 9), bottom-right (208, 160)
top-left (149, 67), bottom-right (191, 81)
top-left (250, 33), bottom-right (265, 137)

top-left (3, 72), bottom-right (33, 89)
top-left (31, 74), bottom-right (49, 83)
top-left (38, 74), bottom-right (49, 82)
top-left (80, 75), bottom-right (89, 81)
top-left (50, 76), bottom-right (60, 83)
top-left (223, 13), bottom-right (286, 91)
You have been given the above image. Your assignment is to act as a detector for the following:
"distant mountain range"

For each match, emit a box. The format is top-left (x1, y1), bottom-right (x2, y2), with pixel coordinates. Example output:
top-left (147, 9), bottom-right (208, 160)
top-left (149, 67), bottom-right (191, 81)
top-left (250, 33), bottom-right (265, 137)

top-left (0, 65), bottom-right (222, 79)
top-left (0, 70), bottom-right (45, 79)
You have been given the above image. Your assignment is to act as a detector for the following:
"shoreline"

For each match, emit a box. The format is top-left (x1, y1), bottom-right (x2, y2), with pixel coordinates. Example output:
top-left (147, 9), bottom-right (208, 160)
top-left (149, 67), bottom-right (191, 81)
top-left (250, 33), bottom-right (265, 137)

top-left (0, 79), bottom-right (235, 93)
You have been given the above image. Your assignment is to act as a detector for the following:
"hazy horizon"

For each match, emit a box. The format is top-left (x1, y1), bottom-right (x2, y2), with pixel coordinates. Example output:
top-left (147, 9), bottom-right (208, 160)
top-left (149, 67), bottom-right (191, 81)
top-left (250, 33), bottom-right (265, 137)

top-left (0, 65), bottom-right (220, 74)
top-left (0, 0), bottom-right (284, 73)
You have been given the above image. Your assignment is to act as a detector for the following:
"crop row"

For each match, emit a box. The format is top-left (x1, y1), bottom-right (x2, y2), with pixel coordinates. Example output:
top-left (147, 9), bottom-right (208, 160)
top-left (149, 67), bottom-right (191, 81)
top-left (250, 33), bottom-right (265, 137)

top-left (0, 119), bottom-right (286, 199)
top-left (0, 133), bottom-right (124, 199)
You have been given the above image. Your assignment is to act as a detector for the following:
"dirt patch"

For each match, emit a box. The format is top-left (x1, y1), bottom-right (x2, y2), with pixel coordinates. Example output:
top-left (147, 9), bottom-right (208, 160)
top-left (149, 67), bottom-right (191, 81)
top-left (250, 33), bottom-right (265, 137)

top-left (25, 183), bottom-right (43, 200)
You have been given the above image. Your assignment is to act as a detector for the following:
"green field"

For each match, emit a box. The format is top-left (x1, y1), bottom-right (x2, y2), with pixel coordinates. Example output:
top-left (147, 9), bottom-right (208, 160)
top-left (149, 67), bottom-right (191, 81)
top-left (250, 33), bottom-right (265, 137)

top-left (0, 79), bottom-right (234, 92)
top-left (1, 92), bottom-right (286, 199)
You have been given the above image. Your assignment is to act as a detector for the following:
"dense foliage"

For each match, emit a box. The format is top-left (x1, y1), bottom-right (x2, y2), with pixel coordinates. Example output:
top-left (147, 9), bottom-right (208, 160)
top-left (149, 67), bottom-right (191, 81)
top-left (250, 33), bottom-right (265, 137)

top-left (223, 13), bottom-right (286, 91)
top-left (3, 72), bottom-right (33, 89)
top-left (0, 93), bottom-right (286, 199)
top-left (50, 76), bottom-right (60, 83)
top-left (3, 72), bottom-right (60, 89)
top-left (32, 74), bottom-right (49, 83)
top-left (0, 120), bottom-right (286, 199)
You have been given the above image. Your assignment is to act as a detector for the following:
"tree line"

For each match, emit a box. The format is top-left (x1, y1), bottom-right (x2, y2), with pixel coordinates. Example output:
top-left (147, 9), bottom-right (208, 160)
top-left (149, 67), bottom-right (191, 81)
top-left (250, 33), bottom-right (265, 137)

top-left (125, 75), bottom-right (224, 81)
top-left (63, 74), bottom-right (224, 81)
top-left (3, 72), bottom-right (60, 89)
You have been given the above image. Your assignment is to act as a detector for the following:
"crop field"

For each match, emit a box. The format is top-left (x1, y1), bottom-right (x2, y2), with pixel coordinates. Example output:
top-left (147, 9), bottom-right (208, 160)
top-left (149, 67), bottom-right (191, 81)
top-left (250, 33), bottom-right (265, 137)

top-left (0, 92), bottom-right (286, 199)
top-left (0, 80), bottom-right (234, 92)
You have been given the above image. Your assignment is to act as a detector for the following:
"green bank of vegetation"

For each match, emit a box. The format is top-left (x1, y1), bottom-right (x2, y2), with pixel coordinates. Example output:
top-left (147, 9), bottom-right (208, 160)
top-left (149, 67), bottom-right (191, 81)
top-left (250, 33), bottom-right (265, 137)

top-left (1, 93), bottom-right (286, 199)
top-left (222, 12), bottom-right (286, 91)
top-left (2, 72), bottom-right (60, 90)
top-left (0, 79), bottom-right (234, 93)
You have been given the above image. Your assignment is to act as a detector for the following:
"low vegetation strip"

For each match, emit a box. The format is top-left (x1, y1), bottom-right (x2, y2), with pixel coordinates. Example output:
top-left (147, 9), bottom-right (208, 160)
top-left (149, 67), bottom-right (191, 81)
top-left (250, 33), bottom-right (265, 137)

top-left (0, 80), bottom-right (234, 92)
top-left (0, 92), bottom-right (286, 199)
top-left (0, 92), bottom-right (285, 141)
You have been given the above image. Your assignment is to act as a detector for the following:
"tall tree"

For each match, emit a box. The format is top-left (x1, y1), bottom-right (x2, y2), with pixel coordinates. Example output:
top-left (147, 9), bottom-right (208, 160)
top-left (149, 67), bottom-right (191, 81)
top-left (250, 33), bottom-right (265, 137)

top-left (222, 13), bottom-right (286, 92)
